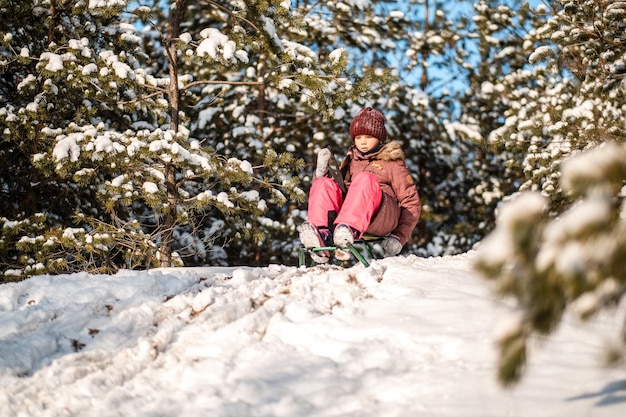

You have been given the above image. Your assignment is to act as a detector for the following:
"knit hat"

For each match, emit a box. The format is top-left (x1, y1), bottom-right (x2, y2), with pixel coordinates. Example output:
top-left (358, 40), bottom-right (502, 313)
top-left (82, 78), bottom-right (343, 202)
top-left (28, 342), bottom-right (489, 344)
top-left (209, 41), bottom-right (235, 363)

top-left (349, 107), bottom-right (387, 142)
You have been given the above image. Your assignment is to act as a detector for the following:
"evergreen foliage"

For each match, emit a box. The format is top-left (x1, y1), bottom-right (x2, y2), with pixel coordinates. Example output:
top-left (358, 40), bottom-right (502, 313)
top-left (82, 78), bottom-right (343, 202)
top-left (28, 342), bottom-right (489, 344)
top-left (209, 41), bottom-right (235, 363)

top-left (475, 0), bottom-right (626, 385)
top-left (0, 0), bottom-right (586, 274)
top-left (0, 0), bottom-right (322, 276)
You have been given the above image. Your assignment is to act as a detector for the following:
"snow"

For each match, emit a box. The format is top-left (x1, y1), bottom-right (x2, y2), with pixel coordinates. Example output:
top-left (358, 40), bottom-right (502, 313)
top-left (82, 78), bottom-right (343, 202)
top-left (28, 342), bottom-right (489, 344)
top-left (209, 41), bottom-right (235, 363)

top-left (240, 160), bottom-right (253, 174)
top-left (143, 181), bottom-right (159, 194)
top-left (216, 191), bottom-right (234, 208)
top-left (110, 174), bottom-right (126, 187)
top-left (561, 142), bottom-right (626, 192)
top-left (88, 0), bottom-right (126, 8)
top-left (278, 78), bottom-right (294, 90)
top-left (1, 253), bottom-right (624, 416)
top-left (53, 135), bottom-right (82, 162)
top-left (529, 45), bottom-right (553, 64)
top-left (328, 48), bottom-right (345, 66)
top-left (197, 28), bottom-right (248, 63)
top-left (476, 192), bottom-right (548, 268)
top-left (262, 16), bottom-right (283, 50)
top-left (82, 63), bottom-right (98, 76)
top-left (40, 52), bottom-right (64, 72)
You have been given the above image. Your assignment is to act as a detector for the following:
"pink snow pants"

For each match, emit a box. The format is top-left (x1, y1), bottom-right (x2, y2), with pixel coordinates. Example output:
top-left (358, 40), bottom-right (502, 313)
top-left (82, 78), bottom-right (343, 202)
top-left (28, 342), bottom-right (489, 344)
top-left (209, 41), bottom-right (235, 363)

top-left (308, 172), bottom-right (383, 237)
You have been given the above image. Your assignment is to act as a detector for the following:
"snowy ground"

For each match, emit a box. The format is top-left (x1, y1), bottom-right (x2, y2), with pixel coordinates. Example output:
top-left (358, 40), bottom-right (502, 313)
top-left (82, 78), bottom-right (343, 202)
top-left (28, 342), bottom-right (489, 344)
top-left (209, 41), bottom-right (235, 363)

top-left (0, 252), bottom-right (625, 417)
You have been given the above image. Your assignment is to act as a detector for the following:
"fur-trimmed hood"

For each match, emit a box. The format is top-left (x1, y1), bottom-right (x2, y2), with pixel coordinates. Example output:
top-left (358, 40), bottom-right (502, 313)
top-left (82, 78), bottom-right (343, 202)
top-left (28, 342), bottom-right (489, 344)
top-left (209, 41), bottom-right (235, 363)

top-left (353, 140), bottom-right (405, 161)
top-left (376, 141), bottom-right (405, 161)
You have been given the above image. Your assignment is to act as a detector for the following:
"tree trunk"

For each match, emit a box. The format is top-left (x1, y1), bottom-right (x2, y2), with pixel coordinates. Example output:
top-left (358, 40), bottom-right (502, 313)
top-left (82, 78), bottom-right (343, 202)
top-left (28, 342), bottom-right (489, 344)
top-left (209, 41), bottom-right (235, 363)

top-left (160, 0), bottom-right (186, 268)
top-left (420, 0), bottom-right (430, 91)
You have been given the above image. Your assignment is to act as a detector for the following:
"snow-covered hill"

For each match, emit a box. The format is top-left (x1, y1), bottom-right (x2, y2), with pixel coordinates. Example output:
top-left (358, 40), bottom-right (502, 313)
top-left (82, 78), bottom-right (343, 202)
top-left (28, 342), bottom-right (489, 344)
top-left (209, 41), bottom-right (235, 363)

top-left (1, 253), bottom-right (624, 417)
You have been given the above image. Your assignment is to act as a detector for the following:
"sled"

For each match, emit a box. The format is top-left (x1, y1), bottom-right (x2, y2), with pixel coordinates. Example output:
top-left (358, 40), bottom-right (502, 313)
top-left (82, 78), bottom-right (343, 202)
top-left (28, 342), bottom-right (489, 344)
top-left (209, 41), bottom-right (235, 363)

top-left (298, 233), bottom-right (384, 268)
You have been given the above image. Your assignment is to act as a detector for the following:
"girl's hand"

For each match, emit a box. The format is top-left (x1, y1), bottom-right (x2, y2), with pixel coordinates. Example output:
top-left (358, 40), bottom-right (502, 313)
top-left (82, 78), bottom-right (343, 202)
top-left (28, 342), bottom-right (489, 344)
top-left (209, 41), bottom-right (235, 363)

top-left (315, 148), bottom-right (332, 177)
top-left (382, 236), bottom-right (402, 257)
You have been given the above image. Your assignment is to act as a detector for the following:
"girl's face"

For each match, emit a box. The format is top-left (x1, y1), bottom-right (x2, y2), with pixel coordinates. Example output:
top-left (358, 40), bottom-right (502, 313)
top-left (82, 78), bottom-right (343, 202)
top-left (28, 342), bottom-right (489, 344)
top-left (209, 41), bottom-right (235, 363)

top-left (354, 135), bottom-right (380, 153)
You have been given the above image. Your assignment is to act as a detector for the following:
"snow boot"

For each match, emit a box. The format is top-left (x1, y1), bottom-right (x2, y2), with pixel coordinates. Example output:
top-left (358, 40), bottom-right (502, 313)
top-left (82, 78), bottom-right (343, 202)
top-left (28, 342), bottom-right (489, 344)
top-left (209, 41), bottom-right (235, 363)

top-left (333, 224), bottom-right (360, 261)
top-left (299, 222), bottom-right (331, 264)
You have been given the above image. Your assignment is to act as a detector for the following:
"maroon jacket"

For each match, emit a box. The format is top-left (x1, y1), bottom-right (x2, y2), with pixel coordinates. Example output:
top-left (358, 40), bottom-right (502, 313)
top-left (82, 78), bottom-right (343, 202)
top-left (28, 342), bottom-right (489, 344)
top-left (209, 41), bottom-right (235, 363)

top-left (341, 141), bottom-right (421, 244)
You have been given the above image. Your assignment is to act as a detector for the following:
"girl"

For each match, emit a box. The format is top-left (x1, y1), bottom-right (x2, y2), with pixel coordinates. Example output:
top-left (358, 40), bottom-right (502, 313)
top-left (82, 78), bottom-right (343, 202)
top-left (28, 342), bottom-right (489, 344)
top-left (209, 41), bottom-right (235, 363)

top-left (300, 107), bottom-right (421, 263)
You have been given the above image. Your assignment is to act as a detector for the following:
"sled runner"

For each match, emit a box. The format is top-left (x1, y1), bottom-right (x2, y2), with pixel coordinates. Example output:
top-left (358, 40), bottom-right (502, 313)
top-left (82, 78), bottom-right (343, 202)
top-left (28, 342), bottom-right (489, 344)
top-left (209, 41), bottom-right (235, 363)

top-left (298, 233), bottom-right (384, 268)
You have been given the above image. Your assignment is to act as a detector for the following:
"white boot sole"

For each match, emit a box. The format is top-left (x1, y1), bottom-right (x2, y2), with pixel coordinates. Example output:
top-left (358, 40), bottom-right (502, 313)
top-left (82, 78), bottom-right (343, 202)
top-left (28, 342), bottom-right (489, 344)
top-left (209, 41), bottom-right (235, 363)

top-left (333, 225), bottom-right (355, 248)
top-left (299, 223), bottom-right (329, 264)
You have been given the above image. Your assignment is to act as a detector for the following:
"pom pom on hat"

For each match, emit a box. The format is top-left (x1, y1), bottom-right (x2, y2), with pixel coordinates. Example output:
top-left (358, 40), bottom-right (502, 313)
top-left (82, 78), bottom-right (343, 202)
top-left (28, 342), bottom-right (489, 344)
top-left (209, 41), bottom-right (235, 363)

top-left (349, 107), bottom-right (387, 142)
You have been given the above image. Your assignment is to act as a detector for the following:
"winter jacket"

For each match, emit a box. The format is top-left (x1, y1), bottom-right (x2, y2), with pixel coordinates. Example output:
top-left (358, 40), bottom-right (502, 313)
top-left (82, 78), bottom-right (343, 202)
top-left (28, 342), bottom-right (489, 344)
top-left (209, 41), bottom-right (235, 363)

top-left (340, 141), bottom-right (421, 244)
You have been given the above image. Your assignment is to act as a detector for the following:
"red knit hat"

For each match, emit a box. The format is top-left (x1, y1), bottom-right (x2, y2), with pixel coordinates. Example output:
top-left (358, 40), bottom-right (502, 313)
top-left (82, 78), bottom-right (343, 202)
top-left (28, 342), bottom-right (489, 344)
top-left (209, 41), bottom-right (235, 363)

top-left (349, 107), bottom-right (387, 142)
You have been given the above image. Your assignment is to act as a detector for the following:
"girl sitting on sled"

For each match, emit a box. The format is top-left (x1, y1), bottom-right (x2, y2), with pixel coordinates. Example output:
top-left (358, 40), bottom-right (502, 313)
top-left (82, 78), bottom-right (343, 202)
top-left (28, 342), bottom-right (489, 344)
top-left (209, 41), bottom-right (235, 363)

top-left (299, 106), bottom-right (422, 263)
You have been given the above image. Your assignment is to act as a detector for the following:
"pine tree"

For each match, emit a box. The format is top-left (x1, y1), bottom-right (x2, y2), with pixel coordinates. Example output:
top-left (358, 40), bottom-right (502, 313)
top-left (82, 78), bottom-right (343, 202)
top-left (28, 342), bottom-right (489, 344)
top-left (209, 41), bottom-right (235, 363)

top-left (459, 0), bottom-right (550, 229)
top-left (251, 0), bottom-right (508, 259)
top-left (475, 0), bottom-right (626, 385)
top-left (0, 0), bottom-right (353, 277)
top-left (369, 0), bottom-right (521, 256)
top-left (176, 0), bottom-right (422, 264)
top-left (396, 0), bottom-right (495, 255)
top-left (168, 0), bottom-right (371, 265)
top-left (1, 0), bottom-right (141, 277)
